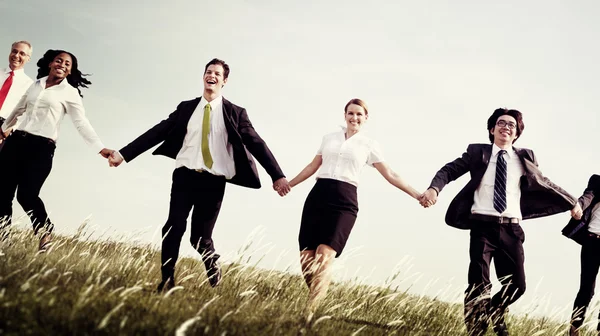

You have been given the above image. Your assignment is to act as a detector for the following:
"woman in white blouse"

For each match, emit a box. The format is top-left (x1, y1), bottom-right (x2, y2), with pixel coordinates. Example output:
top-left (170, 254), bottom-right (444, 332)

top-left (0, 49), bottom-right (113, 250)
top-left (287, 98), bottom-right (422, 318)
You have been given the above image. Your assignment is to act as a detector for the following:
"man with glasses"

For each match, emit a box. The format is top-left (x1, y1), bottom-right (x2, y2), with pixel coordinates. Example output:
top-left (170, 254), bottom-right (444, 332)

top-left (419, 108), bottom-right (581, 336)
top-left (0, 41), bottom-right (33, 146)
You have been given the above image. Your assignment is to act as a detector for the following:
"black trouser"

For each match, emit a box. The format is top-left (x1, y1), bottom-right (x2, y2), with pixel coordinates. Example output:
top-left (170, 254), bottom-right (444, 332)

top-left (161, 167), bottom-right (226, 280)
top-left (571, 233), bottom-right (600, 330)
top-left (0, 131), bottom-right (55, 234)
top-left (464, 220), bottom-right (526, 334)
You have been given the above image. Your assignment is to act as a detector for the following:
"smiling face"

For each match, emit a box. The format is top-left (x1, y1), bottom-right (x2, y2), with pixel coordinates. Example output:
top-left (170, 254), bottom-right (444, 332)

top-left (203, 64), bottom-right (227, 95)
top-left (490, 114), bottom-right (518, 146)
top-left (345, 103), bottom-right (368, 132)
top-left (8, 42), bottom-right (31, 71)
top-left (48, 52), bottom-right (72, 80)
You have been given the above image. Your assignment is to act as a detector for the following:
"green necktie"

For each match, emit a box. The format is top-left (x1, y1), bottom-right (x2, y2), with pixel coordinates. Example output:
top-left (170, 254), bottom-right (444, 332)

top-left (201, 103), bottom-right (213, 169)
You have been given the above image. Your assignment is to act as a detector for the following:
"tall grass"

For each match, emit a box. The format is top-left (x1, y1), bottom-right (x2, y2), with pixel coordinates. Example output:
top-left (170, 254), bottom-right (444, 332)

top-left (0, 224), bottom-right (593, 335)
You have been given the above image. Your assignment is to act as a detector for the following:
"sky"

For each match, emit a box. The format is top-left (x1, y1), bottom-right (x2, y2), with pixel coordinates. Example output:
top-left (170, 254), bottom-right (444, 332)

top-left (1, 0), bottom-right (599, 320)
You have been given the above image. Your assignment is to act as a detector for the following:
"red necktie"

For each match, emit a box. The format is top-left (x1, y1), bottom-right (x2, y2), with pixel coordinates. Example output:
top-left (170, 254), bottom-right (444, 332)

top-left (0, 71), bottom-right (14, 111)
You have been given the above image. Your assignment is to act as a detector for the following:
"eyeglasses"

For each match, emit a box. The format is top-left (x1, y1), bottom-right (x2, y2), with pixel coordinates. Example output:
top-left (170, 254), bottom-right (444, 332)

top-left (496, 120), bottom-right (516, 129)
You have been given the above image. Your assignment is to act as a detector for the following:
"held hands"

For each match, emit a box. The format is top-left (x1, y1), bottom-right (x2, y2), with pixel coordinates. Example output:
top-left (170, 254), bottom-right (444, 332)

top-left (419, 188), bottom-right (438, 208)
top-left (273, 177), bottom-right (291, 197)
top-left (108, 151), bottom-right (124, 167)
top-left (99, 148), bottom-right (114, 159)
top-left (0, 127), bottom-right (12, 144)
top-left (571, 203), bottom-right (583, 220)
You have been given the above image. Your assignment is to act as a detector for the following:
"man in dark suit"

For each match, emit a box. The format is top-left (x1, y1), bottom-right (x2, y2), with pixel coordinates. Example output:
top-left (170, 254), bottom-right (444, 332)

top-left (420, 108), bottom-right (580, 336)
top-left (562, 174), bottom-right (600, 336)
top-left (108, 58), bottom-right (290, 291)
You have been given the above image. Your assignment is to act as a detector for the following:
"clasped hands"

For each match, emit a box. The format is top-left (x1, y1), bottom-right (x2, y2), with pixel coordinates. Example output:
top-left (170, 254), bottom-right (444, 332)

top-left (97, 148), bottom-right (124, 167)
top-left (273, 178), bottom-right (291, 197)
top-left (571, 203), bottom-right (583, 220)
top-left (418, 188), bottom-right (437, 208)
top-left (0, 127), bottom-right (12, 144)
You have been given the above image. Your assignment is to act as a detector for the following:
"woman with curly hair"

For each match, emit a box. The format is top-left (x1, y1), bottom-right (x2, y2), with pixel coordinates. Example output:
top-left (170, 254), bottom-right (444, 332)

top-left (0, 49), bottom-right (113, 250)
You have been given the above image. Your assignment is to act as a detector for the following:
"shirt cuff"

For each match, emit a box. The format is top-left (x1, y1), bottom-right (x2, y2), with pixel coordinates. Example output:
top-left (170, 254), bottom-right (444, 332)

top-left (115, 150), bottom-right (125, 162)
top-left (92, 141), bottom-right (105, 154)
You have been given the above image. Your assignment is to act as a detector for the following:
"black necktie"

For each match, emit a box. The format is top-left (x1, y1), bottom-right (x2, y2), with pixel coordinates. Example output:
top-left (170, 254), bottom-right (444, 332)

top-left (493, 150), bottom-right (507, 213)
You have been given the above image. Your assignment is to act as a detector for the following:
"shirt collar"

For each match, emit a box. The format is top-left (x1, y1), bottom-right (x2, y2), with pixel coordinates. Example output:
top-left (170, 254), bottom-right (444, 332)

top-left (3, 67), bottom-right (25, 76)
top-left (201, 95), bottom-right (223, 110)
top-left (37, 76), bottom-right (71, 89)
top-left (492, 143), bottom-right (514, 159)
top-left (339, 126), bottom-right (367, 140)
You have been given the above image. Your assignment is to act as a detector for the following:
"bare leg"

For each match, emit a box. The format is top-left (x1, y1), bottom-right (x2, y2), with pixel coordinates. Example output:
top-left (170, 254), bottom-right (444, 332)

top-left (306, 244), bottom-right (336, 314)
top-left (300, 250), bottom-right (316, 289)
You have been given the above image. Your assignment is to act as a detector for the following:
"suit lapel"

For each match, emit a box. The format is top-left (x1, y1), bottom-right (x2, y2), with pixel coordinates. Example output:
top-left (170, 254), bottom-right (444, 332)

top-left (221, 98), bottom-right (237, 137)
top-left (181, 97), bottom-right (201, 124)
top-left (222, 98), bottom-right (233, 125)
top-left (482, 144), bottom-right (492, 165)
top-left (514, 147), bottom-right (535, 175)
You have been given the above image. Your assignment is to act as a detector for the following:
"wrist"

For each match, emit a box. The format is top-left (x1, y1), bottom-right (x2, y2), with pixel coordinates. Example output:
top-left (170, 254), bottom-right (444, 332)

top-left (428, 187), bottom-right (439, 196)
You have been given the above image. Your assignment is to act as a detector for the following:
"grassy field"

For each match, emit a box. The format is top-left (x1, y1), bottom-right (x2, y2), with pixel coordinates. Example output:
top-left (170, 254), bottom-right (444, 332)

top-left (0, 225), bottom-right (586, 335)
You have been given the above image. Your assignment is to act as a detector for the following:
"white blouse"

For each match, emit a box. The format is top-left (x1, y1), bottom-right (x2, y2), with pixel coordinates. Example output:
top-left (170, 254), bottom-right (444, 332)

top-left (1, 76), bottom-right (105, 153)
top-left (315, 129), bottom-right (384, 187)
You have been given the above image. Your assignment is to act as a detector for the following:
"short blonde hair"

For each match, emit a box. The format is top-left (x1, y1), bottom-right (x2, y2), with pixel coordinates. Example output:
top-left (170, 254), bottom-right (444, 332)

top-left (344, 98), bottom-right (369, 115)
top-left (11, 40), bottom-right (32, 56)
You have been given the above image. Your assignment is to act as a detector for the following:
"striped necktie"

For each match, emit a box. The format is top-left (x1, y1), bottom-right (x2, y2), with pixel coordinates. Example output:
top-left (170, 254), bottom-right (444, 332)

top-left (493, 149), bottom-right (507, 213)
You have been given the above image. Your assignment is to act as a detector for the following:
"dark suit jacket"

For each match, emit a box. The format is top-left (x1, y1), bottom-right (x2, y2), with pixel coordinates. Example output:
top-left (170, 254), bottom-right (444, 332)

top-left (561, 174), bottom-right (600, 244)
top-left (428, 143), bottom-right (577, 230)
top-left (119, 97), bottom-right (285, 189)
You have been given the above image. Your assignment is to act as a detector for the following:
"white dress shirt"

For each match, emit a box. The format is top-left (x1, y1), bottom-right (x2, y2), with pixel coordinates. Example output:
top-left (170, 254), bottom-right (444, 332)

top-left (1, 76), bottom-right (105, 153)
top-left (0, 67), bottom-right (33, 120)
top-left (175, 96), bottom-right (236, 179)
top-left (586, 203), bottom-right (600, 235)
top-left (471, 144), bottom-right (525, 219)
top-left (315, 128), bottom-right (384, 187)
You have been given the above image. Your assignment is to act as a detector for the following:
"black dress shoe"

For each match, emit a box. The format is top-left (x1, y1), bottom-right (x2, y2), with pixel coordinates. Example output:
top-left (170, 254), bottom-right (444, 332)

top-left (156, 277), bottom-right (175, 292)
top-left (492, 310), bottom-right (509, 336)
top-left (204, 255), bottom-right (221, 288)
top-left (38, 232), bottom-right (52, 251)
top-left (568, 325), bottom-right (580, 336)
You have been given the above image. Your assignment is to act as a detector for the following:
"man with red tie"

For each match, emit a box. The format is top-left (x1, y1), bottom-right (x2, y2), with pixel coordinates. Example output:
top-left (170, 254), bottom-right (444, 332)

top-left (0, 41), bottom-right (33, 144)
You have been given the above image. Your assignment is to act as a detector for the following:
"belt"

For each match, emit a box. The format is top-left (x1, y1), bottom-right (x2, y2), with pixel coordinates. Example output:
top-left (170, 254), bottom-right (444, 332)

top-left (470, 213), bottom-right (520, 224)
top-left (588, 232), bottom-right (600, 239)
top-left (12, 130), bottom-right (56, 145)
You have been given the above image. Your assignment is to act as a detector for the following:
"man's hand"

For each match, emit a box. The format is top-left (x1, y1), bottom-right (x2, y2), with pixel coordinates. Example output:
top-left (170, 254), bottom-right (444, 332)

top-left (0, 127), bottom-right (12, 143)
top-left (99, 148), bottom-right (114, 159)
top-left (419, 188), bottom-right (438, 208)
top-left (273, 177), bottom-right (291, 197)
top-left (108, 151), bottom-right (124, 167)
top-left (571, 203), bottom-right (583, 220)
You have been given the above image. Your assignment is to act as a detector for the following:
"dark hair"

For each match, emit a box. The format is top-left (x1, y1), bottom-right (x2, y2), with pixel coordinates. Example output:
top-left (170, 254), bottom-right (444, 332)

top-left (487, 108), bottom-right (524, 144)
top-left (344, 98), bottom-right (369, 116)
top-left (204, 58), bottom-right (230, 79)
top-left (36, 49), bottom-right (91, 97)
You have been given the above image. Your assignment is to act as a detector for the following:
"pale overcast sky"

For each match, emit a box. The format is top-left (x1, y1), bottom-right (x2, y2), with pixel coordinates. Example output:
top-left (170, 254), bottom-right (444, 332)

top-left (2, 0), bottom-right (598, 320)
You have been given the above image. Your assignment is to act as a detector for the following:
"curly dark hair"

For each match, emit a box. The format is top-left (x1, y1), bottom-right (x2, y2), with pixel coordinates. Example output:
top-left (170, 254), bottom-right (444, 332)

top-left (487, 108), bottom-right (524, 144)
top-left (36, 49), bottom-right (91, 97)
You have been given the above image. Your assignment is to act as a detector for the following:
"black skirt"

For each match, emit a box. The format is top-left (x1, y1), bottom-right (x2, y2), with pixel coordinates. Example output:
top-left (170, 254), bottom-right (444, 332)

top-left (298, 178), bottom-right (359, 257)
